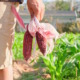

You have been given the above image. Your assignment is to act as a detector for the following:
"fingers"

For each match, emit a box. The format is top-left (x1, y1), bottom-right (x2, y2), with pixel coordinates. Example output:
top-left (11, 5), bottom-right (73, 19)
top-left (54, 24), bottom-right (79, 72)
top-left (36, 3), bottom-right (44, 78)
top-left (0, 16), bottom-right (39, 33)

top-left (33, 2), bottom-right (45, 21)
top-left (27, 6), bottom-right (34, 18)
top-left (31, 1), bottom-right (41, 21)
top-left (33, 6), bottom-right (41, 21)
top-left (40, 4), bottom-right (45, 21)
top-left (27, 1), bottom-right (34, 18)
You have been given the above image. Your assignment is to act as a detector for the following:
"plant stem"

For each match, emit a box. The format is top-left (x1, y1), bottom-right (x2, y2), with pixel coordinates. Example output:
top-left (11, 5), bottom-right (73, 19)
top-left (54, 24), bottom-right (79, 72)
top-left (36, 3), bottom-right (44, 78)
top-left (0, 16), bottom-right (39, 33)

top-left (76, 67), bottom-right (78, 80)
top-left (51, 74), bottom-right (56, 80)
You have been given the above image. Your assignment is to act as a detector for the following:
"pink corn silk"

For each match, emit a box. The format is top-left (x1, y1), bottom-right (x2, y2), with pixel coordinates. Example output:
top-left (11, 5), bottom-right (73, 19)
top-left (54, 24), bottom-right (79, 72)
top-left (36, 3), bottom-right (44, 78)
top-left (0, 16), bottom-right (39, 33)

top-left (36, 31), bottom-right (47, 55)
top-left (23, 29), bottom-right (33, 61)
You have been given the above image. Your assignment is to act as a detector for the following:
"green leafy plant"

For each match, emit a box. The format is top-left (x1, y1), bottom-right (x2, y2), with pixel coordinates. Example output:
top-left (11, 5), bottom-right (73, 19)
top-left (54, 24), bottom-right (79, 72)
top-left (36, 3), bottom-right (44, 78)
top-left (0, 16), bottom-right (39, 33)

top-left (12, 32), bottom-right (24, 59)
top-left (42, 33), bottom-right (80, 80)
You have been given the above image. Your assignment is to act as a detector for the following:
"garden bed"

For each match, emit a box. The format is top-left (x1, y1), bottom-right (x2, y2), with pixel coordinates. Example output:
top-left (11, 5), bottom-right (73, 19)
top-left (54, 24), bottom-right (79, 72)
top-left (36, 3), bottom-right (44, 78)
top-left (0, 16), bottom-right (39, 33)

top-left (13, 33), bottom-right (80, 80)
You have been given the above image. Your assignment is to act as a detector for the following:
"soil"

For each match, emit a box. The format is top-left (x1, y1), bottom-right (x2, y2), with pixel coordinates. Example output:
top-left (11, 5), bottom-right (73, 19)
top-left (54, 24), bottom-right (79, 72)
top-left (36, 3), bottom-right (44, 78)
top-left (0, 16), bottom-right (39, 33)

top-left (13, 51), bottom-right (51, 80)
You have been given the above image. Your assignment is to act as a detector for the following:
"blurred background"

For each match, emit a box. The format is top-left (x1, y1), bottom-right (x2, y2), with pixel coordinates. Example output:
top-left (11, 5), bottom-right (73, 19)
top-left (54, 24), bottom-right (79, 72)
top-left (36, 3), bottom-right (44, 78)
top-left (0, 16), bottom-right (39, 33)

top-left (15, 0), bottom-right (80, 33)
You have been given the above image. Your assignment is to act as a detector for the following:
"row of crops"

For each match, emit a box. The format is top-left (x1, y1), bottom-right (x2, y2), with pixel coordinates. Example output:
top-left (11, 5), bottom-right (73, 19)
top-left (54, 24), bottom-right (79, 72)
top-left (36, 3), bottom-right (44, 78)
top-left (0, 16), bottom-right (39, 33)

top-left (12, 32), bottom-right (80, 80)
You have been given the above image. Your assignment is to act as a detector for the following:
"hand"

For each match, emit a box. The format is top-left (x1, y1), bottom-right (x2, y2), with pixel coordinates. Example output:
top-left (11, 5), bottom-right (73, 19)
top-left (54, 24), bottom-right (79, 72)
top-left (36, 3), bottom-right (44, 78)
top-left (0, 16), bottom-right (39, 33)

top-left (27, 0), bottom-right (45, 21)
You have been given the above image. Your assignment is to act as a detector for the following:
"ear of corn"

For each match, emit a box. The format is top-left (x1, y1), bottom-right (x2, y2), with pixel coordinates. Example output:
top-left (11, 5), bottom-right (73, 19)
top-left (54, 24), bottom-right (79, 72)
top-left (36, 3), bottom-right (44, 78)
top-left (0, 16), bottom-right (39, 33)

top-left (23, 29), bottom-right (33, 61)
top-left (36, 32), bottom-right (47, 55)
